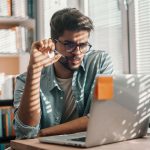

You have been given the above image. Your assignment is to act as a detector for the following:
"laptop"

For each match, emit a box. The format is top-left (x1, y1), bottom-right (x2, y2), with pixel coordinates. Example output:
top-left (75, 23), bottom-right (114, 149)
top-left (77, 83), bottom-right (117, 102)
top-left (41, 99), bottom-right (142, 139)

top-left (39, 74), bottom-right (150, 147)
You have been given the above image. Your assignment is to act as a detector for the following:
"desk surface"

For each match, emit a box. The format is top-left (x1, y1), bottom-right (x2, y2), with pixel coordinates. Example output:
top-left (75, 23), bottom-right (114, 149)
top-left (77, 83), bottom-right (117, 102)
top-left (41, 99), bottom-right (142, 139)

top-left (11, 136), bottom-right (150, 150)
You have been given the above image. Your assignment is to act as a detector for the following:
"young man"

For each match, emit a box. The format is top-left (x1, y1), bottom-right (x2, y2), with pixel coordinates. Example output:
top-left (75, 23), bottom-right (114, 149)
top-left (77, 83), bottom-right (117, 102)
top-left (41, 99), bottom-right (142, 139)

top-left (14, 8), bottom-right (113, 139)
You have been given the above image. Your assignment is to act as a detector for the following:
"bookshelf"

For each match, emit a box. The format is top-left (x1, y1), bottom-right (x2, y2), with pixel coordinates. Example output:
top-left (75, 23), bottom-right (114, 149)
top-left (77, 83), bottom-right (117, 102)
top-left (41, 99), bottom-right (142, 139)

top-left (0, 17), bottom-right (35, 75)
top-left (0, 1), bottom-right (36, 149)
top-left (0, 106), bottom-right (16, 148)
top-left (0, 16), bottom-right (36, 75)
top-left (0, 16), bottom-right (35, 29)
top-left (0, 136), bottom-right (16, 143)
top-left (0, 100), bottom-right (13, 106)
top-left (0, 74), bottom-right (16, 149)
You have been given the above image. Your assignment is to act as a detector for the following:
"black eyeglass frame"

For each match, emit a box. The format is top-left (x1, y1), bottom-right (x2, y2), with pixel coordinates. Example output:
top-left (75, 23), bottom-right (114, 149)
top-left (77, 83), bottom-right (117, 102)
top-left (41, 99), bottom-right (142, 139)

top-left (54, 39), bottom-right (92, 54)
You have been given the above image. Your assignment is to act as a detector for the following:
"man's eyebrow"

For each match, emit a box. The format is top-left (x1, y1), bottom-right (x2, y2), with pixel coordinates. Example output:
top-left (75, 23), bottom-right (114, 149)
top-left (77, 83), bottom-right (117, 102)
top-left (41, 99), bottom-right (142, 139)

top-left (63, 40), bottom-right (75, 43)
top-left (64, 40), bottom-right (88, 44)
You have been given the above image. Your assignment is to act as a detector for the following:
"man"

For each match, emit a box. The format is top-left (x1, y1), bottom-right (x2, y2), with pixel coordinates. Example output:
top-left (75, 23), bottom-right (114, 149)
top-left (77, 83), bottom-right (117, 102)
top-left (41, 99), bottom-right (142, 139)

top-left (13, 8), bottom-right (113, 139)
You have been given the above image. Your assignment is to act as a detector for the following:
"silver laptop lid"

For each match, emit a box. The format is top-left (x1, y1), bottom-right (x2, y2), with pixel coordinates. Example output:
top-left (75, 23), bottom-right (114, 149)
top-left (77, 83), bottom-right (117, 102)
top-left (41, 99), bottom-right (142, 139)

top-left (85, 74), bottom-right (150, 147)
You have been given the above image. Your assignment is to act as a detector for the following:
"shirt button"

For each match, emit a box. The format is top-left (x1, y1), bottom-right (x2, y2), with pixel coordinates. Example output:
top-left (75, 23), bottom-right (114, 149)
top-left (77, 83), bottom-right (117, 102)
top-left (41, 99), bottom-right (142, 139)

top-left (60, 97), bottom-right (63, 100)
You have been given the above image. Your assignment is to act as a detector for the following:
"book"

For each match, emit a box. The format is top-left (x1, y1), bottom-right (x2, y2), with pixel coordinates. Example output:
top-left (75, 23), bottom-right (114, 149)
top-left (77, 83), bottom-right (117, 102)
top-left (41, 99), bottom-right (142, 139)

top-left (0, 110), bottom-right (2, 137)
top-left (0, 107), bottom-right (15, 138)
top-left (10, 108), bottom-right (15, 136)
top-left (0, 74), bottom-right (13, 100)
top-left (0, 0), bottom-right (12, 16)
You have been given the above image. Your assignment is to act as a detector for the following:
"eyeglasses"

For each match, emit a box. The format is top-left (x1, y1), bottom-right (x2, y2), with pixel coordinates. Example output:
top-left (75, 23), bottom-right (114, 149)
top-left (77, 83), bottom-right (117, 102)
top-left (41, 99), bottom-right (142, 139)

top-left (55, 39), bottom-right (92, 53)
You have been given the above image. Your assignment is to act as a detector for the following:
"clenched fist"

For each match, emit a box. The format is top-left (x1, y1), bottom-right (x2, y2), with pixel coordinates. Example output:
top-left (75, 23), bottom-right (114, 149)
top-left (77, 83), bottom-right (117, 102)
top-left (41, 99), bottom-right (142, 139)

top-left (29, 38), bottom-right (61, 69)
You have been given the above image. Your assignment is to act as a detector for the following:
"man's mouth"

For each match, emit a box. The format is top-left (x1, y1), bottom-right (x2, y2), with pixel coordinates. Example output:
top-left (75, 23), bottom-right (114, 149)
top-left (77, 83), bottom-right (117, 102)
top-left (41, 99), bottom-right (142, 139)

top-left (58, 55), bottom-right (82, 71)
top-left (67, 56), bottom-right (81, 64)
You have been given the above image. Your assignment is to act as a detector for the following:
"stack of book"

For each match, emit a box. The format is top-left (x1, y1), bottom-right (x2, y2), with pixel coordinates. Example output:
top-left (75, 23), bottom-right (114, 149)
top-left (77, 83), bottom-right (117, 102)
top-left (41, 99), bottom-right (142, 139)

top-left (0, 0), bottom-right (11, 17)
top-left (0, 27), bottom-right (33, 53)
top-left (0, 74), bottom-right (14, 100)
top-left (0, 0), bottom-right (35, 18)
top-left (0, 0), bottom-right (35, 54)
top-left (0, 28), bottom-right (17, 53)
top-left (0, 74), bottom-right (16, 149)
top-left (0, 107), bottom-right (15, 138)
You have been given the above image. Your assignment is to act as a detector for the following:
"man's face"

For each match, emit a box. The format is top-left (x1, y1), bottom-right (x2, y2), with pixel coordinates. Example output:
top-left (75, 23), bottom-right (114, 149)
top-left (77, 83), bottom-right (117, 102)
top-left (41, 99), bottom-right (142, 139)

top-left (55, 30), bottom-right (90, 71)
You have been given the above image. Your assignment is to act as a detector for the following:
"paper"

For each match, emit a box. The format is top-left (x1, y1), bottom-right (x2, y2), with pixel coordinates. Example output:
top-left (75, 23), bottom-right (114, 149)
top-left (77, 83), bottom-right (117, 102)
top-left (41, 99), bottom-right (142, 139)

top-left (94, 76), bottom-right (114, 100)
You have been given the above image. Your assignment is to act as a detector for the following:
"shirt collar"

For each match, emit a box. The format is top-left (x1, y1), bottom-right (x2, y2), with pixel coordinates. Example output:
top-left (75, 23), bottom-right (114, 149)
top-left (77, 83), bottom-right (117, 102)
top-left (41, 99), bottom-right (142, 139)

top-left (80, 60), bottom-right (85, 72)
top-left (42, 60), bottom-right (85, 91)
top-left (42, 65), bottom-right (61, 91)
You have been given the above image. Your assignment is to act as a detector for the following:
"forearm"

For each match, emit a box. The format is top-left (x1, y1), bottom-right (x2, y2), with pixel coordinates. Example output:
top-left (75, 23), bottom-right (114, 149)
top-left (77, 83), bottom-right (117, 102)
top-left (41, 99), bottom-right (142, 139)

top-left (17, 64), bottom-right (42, 126)
top-left (38, 116), bottom-right (89, 137)
top-left (17, 39), bottom-right (60, 127)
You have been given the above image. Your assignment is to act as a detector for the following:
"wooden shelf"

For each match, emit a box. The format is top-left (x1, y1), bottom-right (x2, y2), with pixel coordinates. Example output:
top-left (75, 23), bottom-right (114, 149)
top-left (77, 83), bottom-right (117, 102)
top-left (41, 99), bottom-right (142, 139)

top-left (0, 53), bottom-right (19, 57)
top-left (0, 16), bottom-right (35, 29)
top-left (0, 136), bottom-right (16, 143)
top-left (0, 100), bottom-right (14, 106)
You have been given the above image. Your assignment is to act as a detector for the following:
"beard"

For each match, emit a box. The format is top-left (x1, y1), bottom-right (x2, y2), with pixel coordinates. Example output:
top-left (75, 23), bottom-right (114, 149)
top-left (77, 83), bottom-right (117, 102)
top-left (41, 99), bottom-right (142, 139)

top-left (58, 56), bottom-right (82, 71)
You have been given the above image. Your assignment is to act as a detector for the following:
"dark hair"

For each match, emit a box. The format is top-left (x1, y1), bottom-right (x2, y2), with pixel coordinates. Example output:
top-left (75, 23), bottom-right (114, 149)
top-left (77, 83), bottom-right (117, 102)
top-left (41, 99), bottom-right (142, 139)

top-left (50, 8), bottom-right (94, 39)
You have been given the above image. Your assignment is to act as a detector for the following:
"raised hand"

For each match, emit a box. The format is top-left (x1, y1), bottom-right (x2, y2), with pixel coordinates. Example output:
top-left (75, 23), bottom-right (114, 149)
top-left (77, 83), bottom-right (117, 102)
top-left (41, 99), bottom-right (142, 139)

top-left (29, 38), bottom-right (61, 69)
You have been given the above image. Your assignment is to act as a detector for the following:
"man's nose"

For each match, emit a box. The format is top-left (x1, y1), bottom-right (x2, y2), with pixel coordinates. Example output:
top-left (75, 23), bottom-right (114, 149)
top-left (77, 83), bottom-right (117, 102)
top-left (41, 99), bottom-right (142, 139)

top-left (72, 46), bottom-right (81, 54)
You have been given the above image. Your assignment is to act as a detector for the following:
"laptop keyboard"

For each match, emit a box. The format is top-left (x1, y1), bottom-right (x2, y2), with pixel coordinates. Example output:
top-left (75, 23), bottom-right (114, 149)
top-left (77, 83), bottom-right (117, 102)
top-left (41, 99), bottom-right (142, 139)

top-left (70, 137), bottom-right (86, 142)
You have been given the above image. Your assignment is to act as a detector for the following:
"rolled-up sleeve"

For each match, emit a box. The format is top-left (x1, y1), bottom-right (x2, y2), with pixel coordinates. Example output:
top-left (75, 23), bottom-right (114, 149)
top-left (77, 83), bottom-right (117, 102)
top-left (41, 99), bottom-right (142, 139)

top-left (13, 73), bottom-right (40, 139)
top-left (14, 112), bottom-right (40, 139)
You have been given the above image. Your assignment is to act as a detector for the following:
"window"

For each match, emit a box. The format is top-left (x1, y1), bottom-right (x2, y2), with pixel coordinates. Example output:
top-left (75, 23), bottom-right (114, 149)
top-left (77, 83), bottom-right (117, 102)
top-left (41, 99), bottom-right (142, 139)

top-left (43, 0), bottom-right (67, 39)
top-left (129, 0), bottom-right (150, 74)
top-left (88, 0), bottom-right (150, 74)
top-left (88, 0), bottom-right (128, 73)
top-left (40, 0), bottom-right (80, 39)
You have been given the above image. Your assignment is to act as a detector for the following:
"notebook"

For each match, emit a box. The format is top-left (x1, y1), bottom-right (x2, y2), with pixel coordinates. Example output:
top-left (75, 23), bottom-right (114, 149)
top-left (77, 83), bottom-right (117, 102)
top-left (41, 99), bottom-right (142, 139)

top-left (39, 74), bottom-right (150, 147)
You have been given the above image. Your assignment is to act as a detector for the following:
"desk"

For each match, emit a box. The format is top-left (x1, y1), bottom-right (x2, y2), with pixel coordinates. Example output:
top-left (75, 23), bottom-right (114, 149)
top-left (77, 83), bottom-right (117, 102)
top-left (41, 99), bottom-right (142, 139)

top-left (11, 136), bottom-right (150, 150)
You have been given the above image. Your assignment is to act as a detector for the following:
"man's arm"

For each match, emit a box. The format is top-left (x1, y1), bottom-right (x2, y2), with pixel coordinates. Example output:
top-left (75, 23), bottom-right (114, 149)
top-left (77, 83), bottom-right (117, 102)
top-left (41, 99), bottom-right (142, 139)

top-left (38, 116), bottom-right (88, 137)
top-left (17, 65), bottom-right (42, 126)
top-left (17, 39), bottom-right (61, 127)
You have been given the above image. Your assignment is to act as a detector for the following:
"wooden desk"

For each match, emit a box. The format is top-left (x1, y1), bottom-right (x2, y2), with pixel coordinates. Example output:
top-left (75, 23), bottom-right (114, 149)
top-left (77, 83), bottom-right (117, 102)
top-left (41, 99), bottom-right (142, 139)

top-left (11, 136), bottom-right (150, 150)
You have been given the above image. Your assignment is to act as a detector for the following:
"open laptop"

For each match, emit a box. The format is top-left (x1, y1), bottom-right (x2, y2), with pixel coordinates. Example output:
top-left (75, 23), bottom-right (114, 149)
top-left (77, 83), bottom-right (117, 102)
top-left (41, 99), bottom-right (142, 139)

top-left (39, 74), bottom-right (150, 147)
